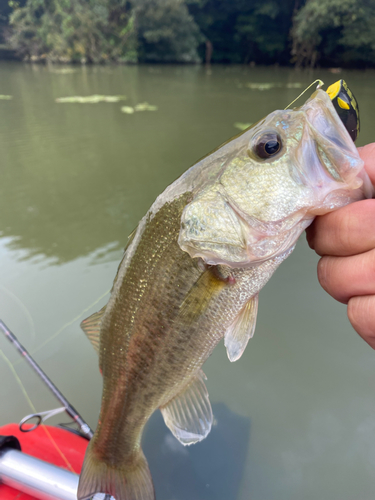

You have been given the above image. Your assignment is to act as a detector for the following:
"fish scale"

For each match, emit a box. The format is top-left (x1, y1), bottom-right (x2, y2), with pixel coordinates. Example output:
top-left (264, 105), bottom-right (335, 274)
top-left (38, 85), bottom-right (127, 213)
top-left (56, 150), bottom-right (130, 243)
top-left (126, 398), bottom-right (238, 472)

top-left (95, 195), bottom-right (219, 455)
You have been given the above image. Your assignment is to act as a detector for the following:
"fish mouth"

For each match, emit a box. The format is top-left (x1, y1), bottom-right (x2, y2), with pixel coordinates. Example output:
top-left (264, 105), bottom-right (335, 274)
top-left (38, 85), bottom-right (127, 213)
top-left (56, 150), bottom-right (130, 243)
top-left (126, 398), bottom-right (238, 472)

top-left (303, 90), bottom-right (363, 185)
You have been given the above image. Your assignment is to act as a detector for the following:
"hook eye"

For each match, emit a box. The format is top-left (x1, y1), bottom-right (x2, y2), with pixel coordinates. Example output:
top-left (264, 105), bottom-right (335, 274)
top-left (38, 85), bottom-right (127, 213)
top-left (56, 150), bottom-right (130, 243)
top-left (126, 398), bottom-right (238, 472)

top-left (19, 414), bottom-right (42, 432)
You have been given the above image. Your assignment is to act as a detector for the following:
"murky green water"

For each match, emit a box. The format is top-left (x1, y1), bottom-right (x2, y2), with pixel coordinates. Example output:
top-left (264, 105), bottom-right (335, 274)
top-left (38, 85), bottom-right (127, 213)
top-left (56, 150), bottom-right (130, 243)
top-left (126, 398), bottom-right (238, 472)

top-left (1, 62), bottom-right (375, 500)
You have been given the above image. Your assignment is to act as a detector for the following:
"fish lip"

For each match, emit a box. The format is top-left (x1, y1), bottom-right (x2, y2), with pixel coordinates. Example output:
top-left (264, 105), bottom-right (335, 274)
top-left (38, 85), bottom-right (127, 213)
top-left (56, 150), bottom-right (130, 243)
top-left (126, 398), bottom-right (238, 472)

top-left (302, 90), bottom-right (363, 183)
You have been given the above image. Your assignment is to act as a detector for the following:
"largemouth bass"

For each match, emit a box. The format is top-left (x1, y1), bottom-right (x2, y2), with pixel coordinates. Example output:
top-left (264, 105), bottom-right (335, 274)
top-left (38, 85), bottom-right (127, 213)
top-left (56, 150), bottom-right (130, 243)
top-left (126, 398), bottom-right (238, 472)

top-left (77, 84), bottom-right (371, 500)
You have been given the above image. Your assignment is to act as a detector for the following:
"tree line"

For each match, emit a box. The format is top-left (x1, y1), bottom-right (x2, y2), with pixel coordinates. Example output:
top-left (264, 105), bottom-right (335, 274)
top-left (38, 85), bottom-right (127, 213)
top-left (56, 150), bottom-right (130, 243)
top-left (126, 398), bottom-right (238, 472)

top-left (1, 0), bottom-right (375, 67)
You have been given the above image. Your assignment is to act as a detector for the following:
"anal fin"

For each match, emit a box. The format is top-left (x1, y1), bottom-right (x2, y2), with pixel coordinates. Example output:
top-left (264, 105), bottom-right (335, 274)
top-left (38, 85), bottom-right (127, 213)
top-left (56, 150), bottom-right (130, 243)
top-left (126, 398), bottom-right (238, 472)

top-left (160, 370), bottom-right (213, 446)
top-left (80, 305), bottom-right (106, 354)
top-left (225, 294), bottom-right (258, 362)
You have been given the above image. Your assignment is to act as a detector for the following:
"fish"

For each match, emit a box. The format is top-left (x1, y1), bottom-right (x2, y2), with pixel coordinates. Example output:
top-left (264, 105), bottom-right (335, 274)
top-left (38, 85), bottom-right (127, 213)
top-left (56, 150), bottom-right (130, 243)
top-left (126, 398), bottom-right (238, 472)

top-left (77, 84), bottom-right (372, 500)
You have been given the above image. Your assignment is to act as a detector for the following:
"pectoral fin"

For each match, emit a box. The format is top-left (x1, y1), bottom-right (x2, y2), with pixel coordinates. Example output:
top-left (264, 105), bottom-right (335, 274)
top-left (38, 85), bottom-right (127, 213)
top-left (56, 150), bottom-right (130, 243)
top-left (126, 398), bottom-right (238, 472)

top-left (80, 305), bottom-right (106, 354)
top-left (160, 370), bottom-right (213, 446)
top-left (224, 295), bottom-right (258, 362)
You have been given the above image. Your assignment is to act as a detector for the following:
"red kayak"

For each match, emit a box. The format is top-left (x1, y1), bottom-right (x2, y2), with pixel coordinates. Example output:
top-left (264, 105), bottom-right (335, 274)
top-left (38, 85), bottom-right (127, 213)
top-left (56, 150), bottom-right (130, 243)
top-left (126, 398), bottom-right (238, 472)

top-left (0, 423), bottom-right (88, 500)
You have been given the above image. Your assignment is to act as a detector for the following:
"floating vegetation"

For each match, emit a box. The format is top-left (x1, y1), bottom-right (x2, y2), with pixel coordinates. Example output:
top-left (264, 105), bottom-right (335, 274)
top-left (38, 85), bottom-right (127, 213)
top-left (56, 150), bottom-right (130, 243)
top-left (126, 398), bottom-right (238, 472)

top-left (234, 122), bottom-right (253, 131)
top-left (243, 82), bottom-right (303, 91)
top-left (121, 106), bottom-right (135, 114)
top-left (134, 102), bottom-right (158, 111)
top-left (286, 83), bottom-right (303, 88)
top-left (121, 102), bottom-right (158, 114)
top-left (245, 83), bottom-right (279, 90)
top-left (55, 95), bottom-right (127, 103)
top-left (50, 68), bottom-right (77, 74)
top-left (0, 95), bottom-right (12, 100)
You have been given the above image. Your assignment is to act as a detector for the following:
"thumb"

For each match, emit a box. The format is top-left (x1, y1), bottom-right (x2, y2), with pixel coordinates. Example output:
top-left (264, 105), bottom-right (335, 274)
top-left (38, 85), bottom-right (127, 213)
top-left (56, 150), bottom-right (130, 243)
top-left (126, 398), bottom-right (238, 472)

top-left (358, 143), bottom-right (375, 186)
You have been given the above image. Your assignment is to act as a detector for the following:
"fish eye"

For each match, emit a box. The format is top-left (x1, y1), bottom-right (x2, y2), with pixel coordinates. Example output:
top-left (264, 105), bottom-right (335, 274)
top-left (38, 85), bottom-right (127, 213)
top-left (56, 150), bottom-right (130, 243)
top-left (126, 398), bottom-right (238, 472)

top-left (254, 133), bottom-right (282, 159)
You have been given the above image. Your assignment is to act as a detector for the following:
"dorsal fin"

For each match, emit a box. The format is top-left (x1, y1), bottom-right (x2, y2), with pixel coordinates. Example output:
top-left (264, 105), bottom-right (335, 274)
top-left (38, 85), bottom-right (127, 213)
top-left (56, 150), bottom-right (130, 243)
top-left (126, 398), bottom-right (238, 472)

top-left (160, 370), bottom-right (213, 446)
top-left (80, 305), bottom-right (106, 354)
top-left (224, 294), bottom-right (258, 362)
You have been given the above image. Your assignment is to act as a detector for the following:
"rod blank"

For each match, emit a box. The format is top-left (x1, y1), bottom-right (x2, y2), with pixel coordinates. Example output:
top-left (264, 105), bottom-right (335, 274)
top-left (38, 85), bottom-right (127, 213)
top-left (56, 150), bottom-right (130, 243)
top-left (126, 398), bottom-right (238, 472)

top-left (0, 320), bottom-right (93, 439)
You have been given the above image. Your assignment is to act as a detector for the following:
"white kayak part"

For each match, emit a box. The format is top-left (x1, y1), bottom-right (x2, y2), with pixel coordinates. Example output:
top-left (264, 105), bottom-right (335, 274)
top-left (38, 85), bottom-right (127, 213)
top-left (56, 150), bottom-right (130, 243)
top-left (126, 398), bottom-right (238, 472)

top-left (0, 447), bottom-right (112, 500)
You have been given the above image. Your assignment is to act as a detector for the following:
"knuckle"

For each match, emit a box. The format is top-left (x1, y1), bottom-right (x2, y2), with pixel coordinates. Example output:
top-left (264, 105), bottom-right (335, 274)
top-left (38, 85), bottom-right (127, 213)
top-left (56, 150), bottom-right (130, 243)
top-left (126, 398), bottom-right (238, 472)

top-left (337, 212), bottom-right (353, 252)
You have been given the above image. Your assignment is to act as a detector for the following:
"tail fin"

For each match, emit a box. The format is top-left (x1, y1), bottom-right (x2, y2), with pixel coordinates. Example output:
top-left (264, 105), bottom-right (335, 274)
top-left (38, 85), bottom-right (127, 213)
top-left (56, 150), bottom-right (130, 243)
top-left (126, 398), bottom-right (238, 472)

top-left (77, 444), bottom-right (155, 500)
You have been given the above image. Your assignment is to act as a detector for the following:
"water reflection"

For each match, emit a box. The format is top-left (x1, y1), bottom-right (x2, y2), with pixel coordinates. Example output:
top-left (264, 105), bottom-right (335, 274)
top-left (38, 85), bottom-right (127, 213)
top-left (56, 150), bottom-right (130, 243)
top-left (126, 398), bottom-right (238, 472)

top-left (144, 403), bottom-right (250, 500)
top-left (1, 62), bottom-right (353, 264)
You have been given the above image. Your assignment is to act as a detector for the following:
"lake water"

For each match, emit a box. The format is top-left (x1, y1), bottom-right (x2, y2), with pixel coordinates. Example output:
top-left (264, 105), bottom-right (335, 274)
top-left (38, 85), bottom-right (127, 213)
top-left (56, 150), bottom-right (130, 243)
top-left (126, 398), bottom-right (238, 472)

top-left (0, 62), bottom-right (375, 500)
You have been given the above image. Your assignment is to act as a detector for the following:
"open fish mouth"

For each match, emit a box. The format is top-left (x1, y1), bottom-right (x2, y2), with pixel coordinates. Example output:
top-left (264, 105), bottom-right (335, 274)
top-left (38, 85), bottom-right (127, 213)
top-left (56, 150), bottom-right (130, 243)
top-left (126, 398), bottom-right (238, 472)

top-left (303, 90), bottom-right (362, 184)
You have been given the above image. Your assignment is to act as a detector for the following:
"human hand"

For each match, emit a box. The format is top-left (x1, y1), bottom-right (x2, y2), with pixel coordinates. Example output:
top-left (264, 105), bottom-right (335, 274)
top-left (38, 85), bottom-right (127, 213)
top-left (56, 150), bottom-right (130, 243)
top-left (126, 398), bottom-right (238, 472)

top-left (306, 143), bottom-right (375, 349)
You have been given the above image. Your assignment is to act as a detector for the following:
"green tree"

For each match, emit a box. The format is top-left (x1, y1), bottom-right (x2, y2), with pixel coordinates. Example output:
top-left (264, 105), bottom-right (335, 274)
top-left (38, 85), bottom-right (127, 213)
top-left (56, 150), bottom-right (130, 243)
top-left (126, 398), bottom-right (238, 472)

top-left (292, 0), bottom-right (375, 67)
top-left (187, 0), bottom-right (296, 64)
top-left (0, 0), bottom-right (26, 42)
top-left (135, 0), bottom-right (202, 62)
top-left (186, 0), bottom-right (244, 63)
top-left (235, 0), bottom-right (296, 64)
top-left (8, 0), bottom-right (137, 62)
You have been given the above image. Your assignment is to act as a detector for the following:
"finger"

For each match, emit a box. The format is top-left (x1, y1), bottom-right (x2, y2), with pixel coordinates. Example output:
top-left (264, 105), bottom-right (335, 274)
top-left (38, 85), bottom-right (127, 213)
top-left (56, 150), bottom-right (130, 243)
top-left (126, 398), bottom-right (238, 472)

top-left (306, 142), bottom-right (375, 255)
top-left (347, 295), bottom-right (375, 350)
top-left (306, 199), bottom-right (375, 256)
top-left (358, 142), bottom-right (375, 186)
top-left (317, 248), bottom-right (375, 304)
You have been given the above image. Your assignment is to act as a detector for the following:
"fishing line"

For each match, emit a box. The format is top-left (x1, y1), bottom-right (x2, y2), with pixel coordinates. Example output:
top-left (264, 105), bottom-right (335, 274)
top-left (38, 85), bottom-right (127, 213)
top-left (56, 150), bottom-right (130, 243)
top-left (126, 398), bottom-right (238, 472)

top-left (0, 284), bottom-right (36, 343)
top-left (0, 348), bottom-right (76, 473)
top-left (1, 320), bottom-right (93, 439)
top-left (284, 79), bottom-right (324, 109)
top-left (32, 288), bottom-right (110, 354)
top-left (13, 288), bottom-right (110, 367)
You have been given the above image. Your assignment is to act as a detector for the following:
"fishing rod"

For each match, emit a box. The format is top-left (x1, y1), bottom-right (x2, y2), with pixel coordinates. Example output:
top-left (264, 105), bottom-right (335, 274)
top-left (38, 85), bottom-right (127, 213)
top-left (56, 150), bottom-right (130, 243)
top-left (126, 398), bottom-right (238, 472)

top-left (0, 319), bottom-right (93, 440)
